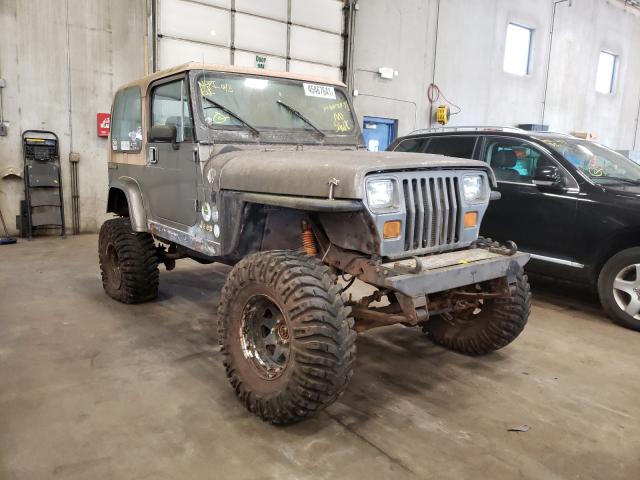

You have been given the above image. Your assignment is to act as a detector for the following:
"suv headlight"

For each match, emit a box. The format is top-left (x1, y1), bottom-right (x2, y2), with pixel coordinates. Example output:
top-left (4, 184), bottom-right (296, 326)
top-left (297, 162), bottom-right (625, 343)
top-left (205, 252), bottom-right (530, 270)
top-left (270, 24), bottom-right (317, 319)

top-left (462, 175), bottom-right (487, 203)
top-left (366, 179), bottom-right (397, 211)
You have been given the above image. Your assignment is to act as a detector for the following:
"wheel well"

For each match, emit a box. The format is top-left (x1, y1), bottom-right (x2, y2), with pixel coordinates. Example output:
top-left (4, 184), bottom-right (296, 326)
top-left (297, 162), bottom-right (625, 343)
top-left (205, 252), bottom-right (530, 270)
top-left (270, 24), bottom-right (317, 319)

top-left (107, 188), bottom-right (129, 217)
top-left (593, 230), bottom-right (640, 279)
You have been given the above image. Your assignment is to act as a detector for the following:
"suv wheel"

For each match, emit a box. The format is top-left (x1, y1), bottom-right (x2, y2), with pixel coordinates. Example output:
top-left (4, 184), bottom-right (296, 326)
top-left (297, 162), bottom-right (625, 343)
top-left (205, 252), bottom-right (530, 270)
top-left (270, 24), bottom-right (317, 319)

top-left (217, 251), bottom-right (356, 424)
top-left (425, 270), bottom-right (531, 355)
top-left (598, 247), bottom-right (640, 331)
top-left (98, 218), bottom-right (159, 303)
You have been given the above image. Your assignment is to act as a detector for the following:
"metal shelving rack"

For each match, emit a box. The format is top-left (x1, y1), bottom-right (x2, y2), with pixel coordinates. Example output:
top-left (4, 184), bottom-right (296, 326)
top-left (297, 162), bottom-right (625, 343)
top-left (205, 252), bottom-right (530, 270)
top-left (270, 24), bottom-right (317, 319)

top-left (22, 130), bottom-right (66, 238)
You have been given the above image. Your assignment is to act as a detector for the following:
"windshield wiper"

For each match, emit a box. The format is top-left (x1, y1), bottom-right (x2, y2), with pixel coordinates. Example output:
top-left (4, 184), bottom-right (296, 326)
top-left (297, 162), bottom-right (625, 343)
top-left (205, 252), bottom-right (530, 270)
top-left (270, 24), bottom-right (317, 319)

top-left (276, 100), bottom-right (326, 138)
top-left (202, 96), bottom-right (260, 136)
top-left (597, 176), bottom-right (640, 186)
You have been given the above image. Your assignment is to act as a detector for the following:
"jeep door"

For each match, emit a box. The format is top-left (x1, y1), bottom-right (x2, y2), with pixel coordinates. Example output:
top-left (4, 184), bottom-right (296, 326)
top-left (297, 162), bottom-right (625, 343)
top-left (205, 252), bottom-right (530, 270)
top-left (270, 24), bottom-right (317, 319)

top-left (145, 76), bottom-right (197, 227)
top-left (479, 136), bottom-right (580, 271)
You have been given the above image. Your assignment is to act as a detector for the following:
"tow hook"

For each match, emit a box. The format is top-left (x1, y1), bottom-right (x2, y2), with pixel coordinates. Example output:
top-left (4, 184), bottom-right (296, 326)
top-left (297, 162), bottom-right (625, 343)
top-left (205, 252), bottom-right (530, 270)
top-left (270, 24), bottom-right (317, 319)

top-left (409, 256), bottom-right (423, 273)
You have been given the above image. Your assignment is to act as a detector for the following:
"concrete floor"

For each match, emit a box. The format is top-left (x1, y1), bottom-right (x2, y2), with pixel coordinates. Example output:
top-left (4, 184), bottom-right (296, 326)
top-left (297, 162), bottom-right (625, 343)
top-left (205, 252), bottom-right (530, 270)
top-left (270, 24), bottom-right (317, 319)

top-left (0, 235), bottom-right (639, 480)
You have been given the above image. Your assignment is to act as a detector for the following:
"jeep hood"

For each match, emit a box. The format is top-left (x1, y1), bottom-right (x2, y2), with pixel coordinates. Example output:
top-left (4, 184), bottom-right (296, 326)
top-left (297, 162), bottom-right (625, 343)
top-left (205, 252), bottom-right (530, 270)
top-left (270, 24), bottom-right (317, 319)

top-left (216, 150), bottom-right (493, 199)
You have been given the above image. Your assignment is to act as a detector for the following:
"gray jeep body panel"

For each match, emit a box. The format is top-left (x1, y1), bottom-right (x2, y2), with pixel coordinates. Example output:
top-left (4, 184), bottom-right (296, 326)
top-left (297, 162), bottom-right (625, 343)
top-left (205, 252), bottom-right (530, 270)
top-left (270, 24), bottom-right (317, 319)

top-left (108, 176), bottom-right (147, 232)
top-left (213, 149), bottom-right (495, 199)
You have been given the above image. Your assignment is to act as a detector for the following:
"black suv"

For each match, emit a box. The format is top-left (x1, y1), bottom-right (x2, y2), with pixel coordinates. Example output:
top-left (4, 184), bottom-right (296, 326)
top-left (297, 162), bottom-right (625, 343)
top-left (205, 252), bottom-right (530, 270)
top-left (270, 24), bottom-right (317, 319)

top-left (388, 127), bottom-right (640, 332)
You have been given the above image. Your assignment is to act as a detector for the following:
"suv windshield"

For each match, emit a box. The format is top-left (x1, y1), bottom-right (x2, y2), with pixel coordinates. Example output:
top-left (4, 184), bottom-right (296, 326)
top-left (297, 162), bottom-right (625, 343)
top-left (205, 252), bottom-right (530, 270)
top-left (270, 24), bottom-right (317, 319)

top-left (538, 137), bottom-right (640, 184)
top-left (195, 72), bottom-right (355, 139)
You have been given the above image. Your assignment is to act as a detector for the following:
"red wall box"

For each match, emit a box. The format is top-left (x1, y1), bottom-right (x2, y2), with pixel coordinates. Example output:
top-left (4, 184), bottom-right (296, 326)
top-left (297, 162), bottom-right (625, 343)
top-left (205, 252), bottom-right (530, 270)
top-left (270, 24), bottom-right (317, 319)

top-left (97, 113), bottom-right (110, 137)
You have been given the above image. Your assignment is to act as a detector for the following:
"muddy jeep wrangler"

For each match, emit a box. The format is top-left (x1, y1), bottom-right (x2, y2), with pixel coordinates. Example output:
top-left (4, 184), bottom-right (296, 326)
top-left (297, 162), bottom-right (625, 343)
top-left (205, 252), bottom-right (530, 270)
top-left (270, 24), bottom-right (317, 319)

top-left (100, 63), bottom-right (531, 424)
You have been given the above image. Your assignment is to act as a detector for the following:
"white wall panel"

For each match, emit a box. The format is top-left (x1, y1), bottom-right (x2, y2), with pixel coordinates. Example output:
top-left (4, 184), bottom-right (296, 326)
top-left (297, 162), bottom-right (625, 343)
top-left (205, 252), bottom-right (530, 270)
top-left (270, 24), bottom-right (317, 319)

top-left (291, 0), bottom-right (343, 33)
top-left (159, 0), bottom-right (231, 47)
top-left (236, 0), bottom-right (287, 21)
top-left (234, 51), bottom-right (287, 71)
top-left (289, 60), bottom-right (341, 81)
top-left (290, 26), bottom-right (342, 66)
top-left (235, 13), bottom-right (287, 56)
top-left (159, 37), bottom-right (230, 69)
top-left (156, 0), bottom-right (345, 79)
top-left (195, 0), bottom-right (231, 7)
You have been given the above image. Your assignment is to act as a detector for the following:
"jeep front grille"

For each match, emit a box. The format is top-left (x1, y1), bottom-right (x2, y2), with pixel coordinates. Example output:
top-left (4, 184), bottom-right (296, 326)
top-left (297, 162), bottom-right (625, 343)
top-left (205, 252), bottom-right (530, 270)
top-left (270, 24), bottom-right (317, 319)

top-left (401, 175), bottom-right (461, 252)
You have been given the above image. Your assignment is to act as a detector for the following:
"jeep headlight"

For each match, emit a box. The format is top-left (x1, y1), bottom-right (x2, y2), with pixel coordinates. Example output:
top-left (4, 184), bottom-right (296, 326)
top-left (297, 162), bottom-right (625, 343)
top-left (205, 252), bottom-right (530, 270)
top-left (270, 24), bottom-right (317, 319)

top-left (366, 179), bottom-right (397, 211)
top-left (462, 175), bottom-right (487, 203)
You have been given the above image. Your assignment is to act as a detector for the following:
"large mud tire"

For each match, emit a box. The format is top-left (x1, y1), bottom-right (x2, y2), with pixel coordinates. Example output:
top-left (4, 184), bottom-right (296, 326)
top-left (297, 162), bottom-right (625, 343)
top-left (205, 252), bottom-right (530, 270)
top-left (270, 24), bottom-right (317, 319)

top-left (427, 270), bottom-right (531, 355)
top-left (98, 218), bottom-right (159, 304)
top-left (217, 251), bottom-right (356, 424)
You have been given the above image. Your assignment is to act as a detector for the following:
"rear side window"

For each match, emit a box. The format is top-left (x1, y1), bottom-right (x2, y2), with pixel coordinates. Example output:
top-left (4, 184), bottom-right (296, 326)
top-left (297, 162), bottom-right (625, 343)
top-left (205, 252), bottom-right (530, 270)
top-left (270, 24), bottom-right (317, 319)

top-left (425, 136), bottom-right (477, 158)
top-left (394, 138), bottom-right (426, 153)
top-left (111, 87), bottom-right (142, 152)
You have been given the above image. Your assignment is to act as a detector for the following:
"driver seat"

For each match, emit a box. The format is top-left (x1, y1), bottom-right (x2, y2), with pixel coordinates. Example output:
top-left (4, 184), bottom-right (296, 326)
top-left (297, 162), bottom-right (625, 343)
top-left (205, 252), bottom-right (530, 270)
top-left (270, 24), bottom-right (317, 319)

top-left (491, 150), bottom-right (522, 182)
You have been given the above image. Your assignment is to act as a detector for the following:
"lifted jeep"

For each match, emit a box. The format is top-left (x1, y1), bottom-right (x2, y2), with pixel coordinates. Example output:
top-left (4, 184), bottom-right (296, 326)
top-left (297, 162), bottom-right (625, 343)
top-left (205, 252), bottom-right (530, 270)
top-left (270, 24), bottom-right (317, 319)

top-left (100, 63), bottom-right (531, 424)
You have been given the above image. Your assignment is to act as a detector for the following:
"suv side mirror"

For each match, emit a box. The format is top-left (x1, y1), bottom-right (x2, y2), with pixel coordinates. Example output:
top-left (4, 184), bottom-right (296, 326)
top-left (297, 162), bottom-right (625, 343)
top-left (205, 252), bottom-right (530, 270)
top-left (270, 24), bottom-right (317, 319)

top-left (533, 165), bottom-right (564, 189)
top-left (149, 124), bottom-right (177, 143)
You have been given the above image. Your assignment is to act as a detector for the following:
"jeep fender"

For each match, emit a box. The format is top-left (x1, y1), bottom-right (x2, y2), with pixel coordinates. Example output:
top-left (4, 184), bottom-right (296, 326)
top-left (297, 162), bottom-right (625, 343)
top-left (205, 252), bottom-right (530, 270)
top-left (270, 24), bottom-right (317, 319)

top-left (107, 177), bottom-right (148, 232)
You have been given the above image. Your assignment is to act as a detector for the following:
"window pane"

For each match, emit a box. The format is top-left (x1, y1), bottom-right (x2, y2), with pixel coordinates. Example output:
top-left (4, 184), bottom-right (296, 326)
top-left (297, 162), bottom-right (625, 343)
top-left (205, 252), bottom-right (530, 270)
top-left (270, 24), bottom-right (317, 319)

top-left (426, 136), bottom-right (476, 158)
top-left (152, 80), bottom-right (193, 142)
top-left (394, 138), bottom-right (425, 153)
top-left (595, 51), bottom-right (617, 94)
top-left (111, 87), bottom-right (142, 152)
top-left (485, 139), bottom-right (551, 183)
top-left (197, 73), bottom-right (356, 135)
top-left (503, 23), bottom-right (532, 75)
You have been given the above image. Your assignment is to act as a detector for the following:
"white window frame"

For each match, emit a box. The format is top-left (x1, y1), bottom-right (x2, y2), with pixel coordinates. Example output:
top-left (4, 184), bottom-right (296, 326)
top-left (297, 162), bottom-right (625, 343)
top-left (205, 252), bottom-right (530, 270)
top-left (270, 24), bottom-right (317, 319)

top-left (595, 51), bottom-right (619, 95)
top-left (503, 23), bottom-right (534, 76)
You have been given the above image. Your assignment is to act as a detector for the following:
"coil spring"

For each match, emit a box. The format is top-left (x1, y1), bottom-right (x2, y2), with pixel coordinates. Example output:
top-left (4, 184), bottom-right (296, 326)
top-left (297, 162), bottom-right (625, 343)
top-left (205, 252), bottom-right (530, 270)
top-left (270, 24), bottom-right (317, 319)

top-left (302, 225), bottom-right (317, 256)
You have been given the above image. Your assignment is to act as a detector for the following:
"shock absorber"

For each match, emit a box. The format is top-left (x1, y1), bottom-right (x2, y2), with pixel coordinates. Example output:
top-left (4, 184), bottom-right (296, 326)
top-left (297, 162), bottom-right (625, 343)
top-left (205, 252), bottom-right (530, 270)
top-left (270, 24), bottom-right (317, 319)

top-left (301, 220), bottom-right (318, 256)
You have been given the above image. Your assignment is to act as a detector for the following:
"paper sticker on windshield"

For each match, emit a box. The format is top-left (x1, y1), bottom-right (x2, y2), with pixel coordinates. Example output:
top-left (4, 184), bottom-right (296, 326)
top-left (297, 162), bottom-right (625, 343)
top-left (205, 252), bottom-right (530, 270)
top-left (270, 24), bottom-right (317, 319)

top-left (303, 83), bottom-right (336, 99)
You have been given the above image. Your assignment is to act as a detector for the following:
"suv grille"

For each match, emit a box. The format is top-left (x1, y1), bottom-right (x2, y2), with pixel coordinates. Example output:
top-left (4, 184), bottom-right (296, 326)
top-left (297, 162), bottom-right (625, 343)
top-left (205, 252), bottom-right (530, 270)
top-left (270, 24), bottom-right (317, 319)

top-left (401, 174), bottom-right (461, 252)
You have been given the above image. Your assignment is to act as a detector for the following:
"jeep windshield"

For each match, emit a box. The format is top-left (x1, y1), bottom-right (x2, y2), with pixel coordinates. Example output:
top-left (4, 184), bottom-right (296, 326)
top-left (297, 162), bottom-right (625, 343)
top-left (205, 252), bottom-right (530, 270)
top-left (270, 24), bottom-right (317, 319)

top-left (538, 136), bottom-right (640, 185)
top-left (195, 72), bottom-right (356, 143)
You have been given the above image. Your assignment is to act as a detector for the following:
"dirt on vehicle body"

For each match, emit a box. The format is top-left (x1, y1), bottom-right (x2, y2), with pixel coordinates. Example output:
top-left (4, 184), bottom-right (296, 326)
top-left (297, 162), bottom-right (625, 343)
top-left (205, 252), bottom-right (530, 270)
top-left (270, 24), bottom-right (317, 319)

top-left (100, 63), bottom-right (531, 424)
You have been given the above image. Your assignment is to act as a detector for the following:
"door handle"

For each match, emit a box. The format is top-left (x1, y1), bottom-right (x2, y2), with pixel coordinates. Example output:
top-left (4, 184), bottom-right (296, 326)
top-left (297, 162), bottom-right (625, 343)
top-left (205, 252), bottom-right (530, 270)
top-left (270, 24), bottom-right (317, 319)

top-left (148, 146), bottom-right (157, 165)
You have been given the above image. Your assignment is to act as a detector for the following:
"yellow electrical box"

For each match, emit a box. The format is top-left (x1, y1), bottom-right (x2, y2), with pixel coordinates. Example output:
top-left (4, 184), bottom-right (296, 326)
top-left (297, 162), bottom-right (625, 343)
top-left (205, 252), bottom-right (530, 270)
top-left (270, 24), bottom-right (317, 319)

top-left (436, 105), bottom-right (450, 125)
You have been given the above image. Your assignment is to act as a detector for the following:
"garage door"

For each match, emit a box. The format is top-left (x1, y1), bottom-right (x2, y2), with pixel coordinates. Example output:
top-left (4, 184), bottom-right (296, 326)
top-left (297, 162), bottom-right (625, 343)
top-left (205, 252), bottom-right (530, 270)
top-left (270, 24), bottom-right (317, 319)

top-left (156, 0), bottom-right (345, 81)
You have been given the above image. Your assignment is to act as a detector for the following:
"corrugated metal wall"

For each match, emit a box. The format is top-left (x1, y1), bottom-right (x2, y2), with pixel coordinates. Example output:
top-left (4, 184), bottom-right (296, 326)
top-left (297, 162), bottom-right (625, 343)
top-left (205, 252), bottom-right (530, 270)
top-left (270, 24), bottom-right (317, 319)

top-left (156, 0), bottom-right (345, 80)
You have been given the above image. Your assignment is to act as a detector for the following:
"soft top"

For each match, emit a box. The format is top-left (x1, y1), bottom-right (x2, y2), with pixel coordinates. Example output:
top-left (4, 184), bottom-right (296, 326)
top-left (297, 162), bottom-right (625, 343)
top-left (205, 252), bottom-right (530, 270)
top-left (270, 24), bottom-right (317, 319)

top-left (117, 62), bottom-right (346, 96)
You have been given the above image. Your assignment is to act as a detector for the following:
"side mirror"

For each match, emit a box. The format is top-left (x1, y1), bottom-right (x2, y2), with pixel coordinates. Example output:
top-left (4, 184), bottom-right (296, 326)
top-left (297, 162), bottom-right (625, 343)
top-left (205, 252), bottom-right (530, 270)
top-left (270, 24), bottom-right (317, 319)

top-left (149, 124), bottom-right (177, 143)
top-left (533, 165), bottom-right (564, 189)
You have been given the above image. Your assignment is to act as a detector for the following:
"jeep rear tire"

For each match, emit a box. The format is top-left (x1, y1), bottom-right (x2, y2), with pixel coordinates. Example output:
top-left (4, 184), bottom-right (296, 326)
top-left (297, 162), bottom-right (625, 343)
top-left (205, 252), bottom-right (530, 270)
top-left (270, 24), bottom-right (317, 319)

top-left (426, 270), bottom-right (531, 355)
top-left (217, 251), bottom-right (356, 424)
top-left (98, 218), bottom-right (159, 304)
top-left (598, 247), bottom-right (640, 332)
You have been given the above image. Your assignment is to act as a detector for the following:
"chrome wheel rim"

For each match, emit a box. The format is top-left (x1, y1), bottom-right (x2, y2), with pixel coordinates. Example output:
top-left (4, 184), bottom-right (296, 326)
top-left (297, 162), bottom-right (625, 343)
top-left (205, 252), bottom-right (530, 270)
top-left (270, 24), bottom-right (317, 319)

top-left (239, 295), bottom-right (290, 380)
top-left (612, 264), bottom-right (640, 319)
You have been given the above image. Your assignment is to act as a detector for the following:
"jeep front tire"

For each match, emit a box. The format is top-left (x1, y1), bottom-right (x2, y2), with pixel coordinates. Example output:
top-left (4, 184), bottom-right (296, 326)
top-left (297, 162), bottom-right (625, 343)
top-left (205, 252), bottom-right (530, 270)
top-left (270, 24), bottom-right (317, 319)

top-left (217, 251), bottom-right (356, 424)
top-left (426, 270), bottom-right (531, 355)
top-left (98, 218), bottom-right (159, 303)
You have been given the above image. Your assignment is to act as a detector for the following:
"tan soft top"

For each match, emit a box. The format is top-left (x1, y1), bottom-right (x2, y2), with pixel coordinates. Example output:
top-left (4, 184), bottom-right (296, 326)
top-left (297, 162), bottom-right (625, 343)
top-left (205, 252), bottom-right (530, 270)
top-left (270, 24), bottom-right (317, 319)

top-left (118, 62), bottom-right (346, 95)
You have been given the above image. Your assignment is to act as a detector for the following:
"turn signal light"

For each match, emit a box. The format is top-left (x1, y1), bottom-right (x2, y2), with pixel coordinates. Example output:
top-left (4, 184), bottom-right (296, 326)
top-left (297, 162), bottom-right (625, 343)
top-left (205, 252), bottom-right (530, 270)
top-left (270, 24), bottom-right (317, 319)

top-left (464, 211), bottom-right (478, 228)
top-left (383, 220), bottom-right (402, 239)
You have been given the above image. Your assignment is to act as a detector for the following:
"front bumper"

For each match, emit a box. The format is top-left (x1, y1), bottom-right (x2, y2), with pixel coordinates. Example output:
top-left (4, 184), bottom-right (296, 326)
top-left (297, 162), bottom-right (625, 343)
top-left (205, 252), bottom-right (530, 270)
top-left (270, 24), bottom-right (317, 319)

top-left (378, 248), bottom-right (530, 296)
